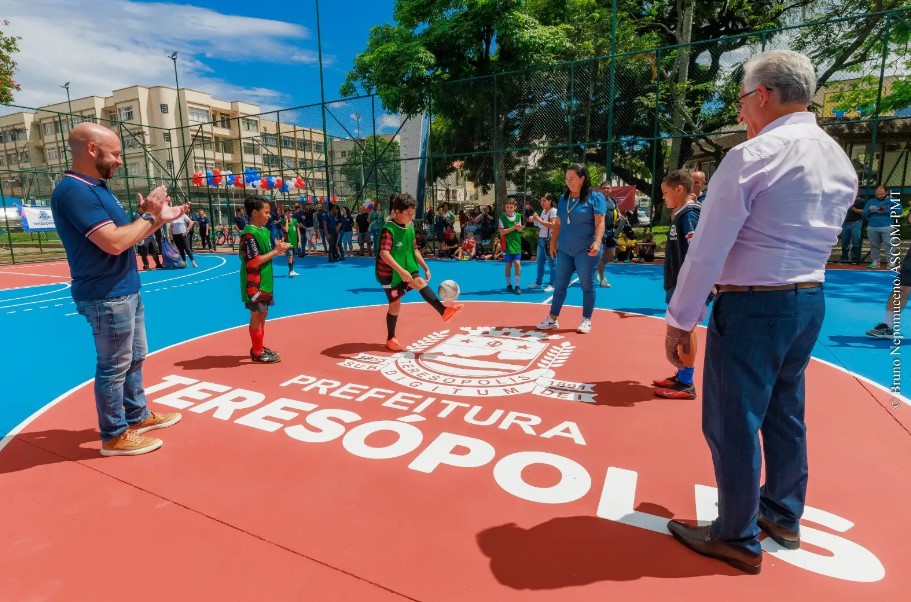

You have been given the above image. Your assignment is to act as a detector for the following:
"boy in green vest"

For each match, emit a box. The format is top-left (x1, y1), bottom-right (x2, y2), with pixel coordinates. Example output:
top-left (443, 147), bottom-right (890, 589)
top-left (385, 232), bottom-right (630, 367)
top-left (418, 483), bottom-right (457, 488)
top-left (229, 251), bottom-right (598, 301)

top-left (376, 193), bottom-right (463, 351)
top-left (499, 196), bottom-right (524, 294)
top-left (280, 206), bottom-right (300, 277)
top-left (241, 196), bottom-right (292, 363)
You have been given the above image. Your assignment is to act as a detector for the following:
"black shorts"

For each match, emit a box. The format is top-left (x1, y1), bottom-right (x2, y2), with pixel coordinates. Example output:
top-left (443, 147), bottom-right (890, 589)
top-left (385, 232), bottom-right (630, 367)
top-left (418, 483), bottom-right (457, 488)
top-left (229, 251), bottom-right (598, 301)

top-left (602, 235), bottom-right (617, 249)
top-left (901, 248), bottom-right (911, 287)
top-left (380, 273), bottom-right (417, 302)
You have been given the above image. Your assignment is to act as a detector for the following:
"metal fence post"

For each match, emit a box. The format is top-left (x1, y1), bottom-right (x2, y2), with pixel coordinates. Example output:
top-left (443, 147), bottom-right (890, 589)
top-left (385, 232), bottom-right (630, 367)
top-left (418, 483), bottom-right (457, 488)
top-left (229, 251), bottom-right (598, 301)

top-left (0, 177), bottom-right (16, 264)
top-left (650, 49), bottom-right (662, 215)
top-left (119, 123), bottom-right (134, 215)
top-left (867, 13), bottom-right (892, 186)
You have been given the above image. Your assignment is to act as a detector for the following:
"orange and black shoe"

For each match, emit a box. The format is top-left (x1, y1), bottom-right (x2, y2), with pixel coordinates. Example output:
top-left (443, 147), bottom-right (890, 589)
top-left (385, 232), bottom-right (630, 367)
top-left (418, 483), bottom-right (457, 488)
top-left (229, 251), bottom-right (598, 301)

top-left (655, 380), bottom-right (697, 400)
top-left (652, 374), bottom-right (679, 388)
top-left (442, 304), bottom-right (464, 323)
top-left (386, 338), bottom-right (405, 352)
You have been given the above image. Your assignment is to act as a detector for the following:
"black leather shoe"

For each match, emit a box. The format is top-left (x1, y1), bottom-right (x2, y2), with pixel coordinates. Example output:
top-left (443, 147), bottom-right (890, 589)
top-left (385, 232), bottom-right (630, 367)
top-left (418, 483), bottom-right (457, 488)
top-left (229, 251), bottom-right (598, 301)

top-left (667, 520), bottom-right (762, 575)
top-left (758, 514), bottom-right (800, 550)
top-left (250, 348), bottom-right (281, 363)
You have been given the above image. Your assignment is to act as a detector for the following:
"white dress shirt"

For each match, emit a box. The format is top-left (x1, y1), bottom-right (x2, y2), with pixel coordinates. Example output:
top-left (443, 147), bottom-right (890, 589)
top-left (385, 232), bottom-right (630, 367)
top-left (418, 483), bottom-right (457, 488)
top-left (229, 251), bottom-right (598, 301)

top-left (667, 112), bottom-right (858, 331)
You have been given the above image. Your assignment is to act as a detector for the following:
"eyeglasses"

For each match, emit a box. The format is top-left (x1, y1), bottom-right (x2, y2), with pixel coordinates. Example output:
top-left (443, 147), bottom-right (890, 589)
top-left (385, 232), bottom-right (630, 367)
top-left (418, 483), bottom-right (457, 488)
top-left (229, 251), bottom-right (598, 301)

top-left (734, 86), bottom-right (773, 110)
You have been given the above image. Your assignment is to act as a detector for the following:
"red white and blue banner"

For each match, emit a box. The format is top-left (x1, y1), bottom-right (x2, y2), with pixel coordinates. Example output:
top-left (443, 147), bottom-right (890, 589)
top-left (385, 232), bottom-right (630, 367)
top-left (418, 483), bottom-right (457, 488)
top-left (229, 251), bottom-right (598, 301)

top-left (19, 205), bottom-right (57, 232)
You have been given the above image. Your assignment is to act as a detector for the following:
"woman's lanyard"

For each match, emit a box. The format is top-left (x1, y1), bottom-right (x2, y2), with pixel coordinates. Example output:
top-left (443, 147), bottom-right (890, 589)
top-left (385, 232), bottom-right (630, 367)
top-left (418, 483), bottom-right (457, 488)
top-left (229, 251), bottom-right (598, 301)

top-left (566, 195), bottom-right (582, 225)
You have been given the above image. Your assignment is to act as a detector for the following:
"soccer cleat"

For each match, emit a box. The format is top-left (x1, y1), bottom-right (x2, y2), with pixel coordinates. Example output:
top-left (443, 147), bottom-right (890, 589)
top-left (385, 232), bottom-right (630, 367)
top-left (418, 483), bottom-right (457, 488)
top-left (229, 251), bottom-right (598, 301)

top-left (576, 318), bottom-right (592, 334)
top-left (386, 337), bottom-right (405, 352)
top-left (442, 304), bottom-right (464, 323)
top-left (865, 323), bottom-right (894, 339)
top-left (129, 411), bottom-right (182, 434)
top-left (537, 315), bottom-right (559, 330)
top-left (250, 348), bottom-right (281, 363)
top-left (652, 374), bottom-right (680, 388)
top-left (655, 380), bottom-right (697, 400)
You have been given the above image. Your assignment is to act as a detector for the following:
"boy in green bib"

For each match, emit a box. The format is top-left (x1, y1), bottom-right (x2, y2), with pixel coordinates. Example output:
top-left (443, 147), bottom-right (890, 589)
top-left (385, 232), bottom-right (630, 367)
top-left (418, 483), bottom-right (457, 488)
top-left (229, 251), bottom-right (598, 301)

top-left (241, 196), bottom-right (292, 363)
top-left (376, 193), bottom-right (464, 351)
top-left (499, 196), bottom-right (524, 294)
top-left (280, 207), bottom-right (300, 277)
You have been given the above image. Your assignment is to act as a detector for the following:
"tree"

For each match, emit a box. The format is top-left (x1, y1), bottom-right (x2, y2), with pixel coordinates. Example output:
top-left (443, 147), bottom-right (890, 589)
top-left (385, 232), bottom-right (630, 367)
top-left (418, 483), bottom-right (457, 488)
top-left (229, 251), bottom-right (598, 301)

top-left (337, 135), bottom-right (402, 202)
top-left (0, 20), bottom-right (21, 104)
top-left (342, 0), bottom-right (574, 207)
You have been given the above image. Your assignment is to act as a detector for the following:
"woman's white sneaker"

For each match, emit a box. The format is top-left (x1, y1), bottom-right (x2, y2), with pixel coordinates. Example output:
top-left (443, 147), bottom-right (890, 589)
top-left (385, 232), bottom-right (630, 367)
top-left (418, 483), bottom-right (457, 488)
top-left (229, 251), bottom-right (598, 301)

top-left (537, 315), bottom-right (559, 330)
top-left (576, 318), bottom-right (592, 334)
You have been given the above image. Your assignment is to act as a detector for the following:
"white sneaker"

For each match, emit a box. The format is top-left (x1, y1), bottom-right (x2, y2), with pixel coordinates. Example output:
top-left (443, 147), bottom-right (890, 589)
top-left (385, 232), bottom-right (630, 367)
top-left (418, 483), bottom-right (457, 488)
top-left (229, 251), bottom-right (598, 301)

top-left (537, 315), bottom-right (559, 330)
top-left (289, 270), bottom-right (299, 277)
top-left (528, 283), bottom-right (540, 289)
top-left (599, 278), bottom-right (611, 288)
top-left (544, 285), bottom-right (554, 292)
top-left (576, 318), bottom-right (592, 334)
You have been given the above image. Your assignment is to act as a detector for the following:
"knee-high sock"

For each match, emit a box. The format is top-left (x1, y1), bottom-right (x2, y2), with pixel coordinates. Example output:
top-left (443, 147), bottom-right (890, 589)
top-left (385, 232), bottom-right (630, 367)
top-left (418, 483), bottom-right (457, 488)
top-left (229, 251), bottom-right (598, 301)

top-left (250, 327), bottom-right (264, 355)
top-left (386, 313), bottom-right (398, 340)
top-left (419, 286), bottom-right (445, 315)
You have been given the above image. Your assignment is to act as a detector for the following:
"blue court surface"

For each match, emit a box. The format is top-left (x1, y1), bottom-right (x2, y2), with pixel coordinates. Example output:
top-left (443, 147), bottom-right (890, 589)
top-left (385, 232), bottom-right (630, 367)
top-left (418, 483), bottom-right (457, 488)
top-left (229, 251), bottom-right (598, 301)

top-left (0, 253), bottom-right (907, 439)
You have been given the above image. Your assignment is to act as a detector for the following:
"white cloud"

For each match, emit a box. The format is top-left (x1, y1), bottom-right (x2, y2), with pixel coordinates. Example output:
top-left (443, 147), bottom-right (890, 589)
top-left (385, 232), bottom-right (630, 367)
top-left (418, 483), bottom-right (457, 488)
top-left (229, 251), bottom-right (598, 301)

top-left (1, 0), bottom-right (322, 109)
top-left (378, 114), bottom-right (402, 130)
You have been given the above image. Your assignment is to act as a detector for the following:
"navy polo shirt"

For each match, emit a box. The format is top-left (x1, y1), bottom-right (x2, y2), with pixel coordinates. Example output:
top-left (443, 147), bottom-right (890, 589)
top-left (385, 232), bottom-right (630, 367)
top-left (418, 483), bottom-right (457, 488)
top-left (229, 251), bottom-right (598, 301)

top-left (51, 171), bottom-right (140, 302)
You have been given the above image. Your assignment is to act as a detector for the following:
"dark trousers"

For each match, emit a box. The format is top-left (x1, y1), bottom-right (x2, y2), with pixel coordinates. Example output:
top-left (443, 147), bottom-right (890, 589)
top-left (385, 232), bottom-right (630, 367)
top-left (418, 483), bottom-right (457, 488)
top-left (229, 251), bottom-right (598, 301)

top-left (839, 221), bottom-right (862, 262)
top-left (173, 233), bottom-right (195, 262)
top-left (200, 229), bottom-right (211, 250)
top-left (327, 231), bottom-right (342, 260)
top-left (137, 239), bottom-right (162, 268)
top-left (703, 286), bottom-right (824, 555)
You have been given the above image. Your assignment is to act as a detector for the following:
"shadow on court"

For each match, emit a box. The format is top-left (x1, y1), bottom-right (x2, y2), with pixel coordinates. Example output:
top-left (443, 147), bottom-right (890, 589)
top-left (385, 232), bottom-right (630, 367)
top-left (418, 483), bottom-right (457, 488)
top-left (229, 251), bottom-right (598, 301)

top-left (476, 507), bottom-right (737, 589)
top-left (174, 355), bottom-right (251, 369)
top-left (0, 428), bottom-right (98, 475)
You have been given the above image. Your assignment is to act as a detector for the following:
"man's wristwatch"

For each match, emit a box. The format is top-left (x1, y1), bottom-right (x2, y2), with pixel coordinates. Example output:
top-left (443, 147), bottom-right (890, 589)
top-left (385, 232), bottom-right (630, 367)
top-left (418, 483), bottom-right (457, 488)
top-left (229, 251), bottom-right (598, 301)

top-left (141, 213), bottom-right (155, 224)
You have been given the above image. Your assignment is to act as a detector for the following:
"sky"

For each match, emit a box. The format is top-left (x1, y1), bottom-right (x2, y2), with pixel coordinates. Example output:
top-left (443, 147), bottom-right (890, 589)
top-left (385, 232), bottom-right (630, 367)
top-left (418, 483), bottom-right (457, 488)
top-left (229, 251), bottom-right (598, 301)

top-left (1, 0), bottom-right (398, 125)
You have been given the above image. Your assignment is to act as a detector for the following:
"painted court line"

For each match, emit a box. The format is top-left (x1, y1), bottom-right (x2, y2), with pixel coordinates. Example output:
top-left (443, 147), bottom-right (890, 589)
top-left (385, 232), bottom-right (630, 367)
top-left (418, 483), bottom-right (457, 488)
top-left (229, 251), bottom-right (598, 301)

top-left (542, 276), bottom-right (579, 304)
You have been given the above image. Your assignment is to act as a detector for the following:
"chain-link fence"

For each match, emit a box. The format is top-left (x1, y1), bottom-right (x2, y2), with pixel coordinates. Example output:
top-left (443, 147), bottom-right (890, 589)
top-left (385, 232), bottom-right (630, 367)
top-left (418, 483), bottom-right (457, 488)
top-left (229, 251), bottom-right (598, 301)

top-left (1, 8), bottom-right (908, 263)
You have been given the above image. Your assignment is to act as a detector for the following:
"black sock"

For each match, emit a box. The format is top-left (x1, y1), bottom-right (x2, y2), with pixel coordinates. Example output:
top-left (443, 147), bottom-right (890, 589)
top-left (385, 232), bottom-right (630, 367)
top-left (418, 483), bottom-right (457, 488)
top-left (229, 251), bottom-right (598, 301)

top-left (419, 286), bottom-right (446, 315)
top-left (386, 313), bottom-right (398, 340)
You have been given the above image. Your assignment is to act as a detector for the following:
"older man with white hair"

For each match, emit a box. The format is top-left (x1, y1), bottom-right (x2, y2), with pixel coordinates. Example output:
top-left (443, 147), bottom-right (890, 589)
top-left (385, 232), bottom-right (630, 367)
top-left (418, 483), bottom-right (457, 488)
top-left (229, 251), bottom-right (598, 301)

top-left (663, 50), bottom-right (857, 573)
top-left (52, 123), bottom-right (189, 457)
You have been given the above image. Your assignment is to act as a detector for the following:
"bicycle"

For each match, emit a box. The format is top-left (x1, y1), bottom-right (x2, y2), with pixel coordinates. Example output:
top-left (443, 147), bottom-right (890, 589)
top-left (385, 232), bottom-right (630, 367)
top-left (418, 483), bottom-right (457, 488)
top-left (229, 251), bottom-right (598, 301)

top-left (214, 225), bottom-right (236, 247)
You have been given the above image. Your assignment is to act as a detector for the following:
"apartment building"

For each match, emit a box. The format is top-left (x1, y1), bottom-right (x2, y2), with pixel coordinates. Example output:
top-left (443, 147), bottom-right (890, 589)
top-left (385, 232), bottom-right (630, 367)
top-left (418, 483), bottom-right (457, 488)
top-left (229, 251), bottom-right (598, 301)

top-left (0, 85), bottom-right (334, 199)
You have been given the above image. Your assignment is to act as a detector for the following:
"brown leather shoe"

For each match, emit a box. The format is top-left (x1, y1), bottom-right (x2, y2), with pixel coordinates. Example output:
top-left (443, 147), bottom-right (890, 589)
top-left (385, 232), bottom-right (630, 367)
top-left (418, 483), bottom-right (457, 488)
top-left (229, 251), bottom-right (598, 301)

top-left (667, 520), bottom-right (762, 575)
top-left (758, 514), bottom-right (800, 550)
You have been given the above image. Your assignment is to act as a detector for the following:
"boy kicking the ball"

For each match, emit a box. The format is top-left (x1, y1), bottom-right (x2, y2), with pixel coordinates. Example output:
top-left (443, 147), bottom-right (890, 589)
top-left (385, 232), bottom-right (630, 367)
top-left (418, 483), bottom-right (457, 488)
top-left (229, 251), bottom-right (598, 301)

top-left (377, 193), bottom-right (463, 351)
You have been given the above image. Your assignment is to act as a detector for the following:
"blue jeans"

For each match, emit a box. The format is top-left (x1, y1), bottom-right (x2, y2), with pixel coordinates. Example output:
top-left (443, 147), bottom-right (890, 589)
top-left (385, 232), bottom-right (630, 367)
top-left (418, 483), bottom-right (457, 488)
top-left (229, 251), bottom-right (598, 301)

top-left (535, 238), bottom-right (555, 286)
top-left (549, 248), bottom-right (601, 319)
top-left (839, 221), bottom-right (861, 261)
top-left (341, 231), bottom-right (353, 254)
top-left (703, 286), bottom-right (824, 555)
top-left (75, 293), bottom-right (150, 442)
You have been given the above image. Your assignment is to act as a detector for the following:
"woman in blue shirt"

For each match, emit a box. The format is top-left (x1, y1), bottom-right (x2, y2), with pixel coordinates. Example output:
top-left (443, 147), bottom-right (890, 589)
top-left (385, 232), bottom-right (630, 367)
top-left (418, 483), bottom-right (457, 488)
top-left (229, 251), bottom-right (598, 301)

top-left (536, 164), bottom-right (607, 334)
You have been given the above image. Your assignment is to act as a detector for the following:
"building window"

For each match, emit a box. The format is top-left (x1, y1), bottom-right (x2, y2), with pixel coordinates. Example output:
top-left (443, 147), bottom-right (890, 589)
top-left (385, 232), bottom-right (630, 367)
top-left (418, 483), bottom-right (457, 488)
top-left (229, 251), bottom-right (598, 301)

top-left (160, 104), bottom-right (169, 114)
top-left (19, 151), bottom-right (29, 163)
top-left (118, 106), bottom-right (134, 122)
top-left (242, 118), bottom-right (257, 132)
top-left (298, 158), bottom-right (311, 169)
top-left (42, 122), bottom-right (57, 136)
top-left (263, 154), bottom-right (280, 167)
top-left (166, 160), bottom-right (174, 171)
top-left (261, 133), bottom-right (277, 147)
top-left (188, 107), bottom-right (210, 123)
top-left (313, 142), bottom-right (324, 154)
top-left (216, 140), bottom-right (233, 154)
top-left (163, 132), bottom-right (171, 142)
top-left (340, 151), bottom-right (348, 159)
top-left (242, 143), bottom-right (256, 155)
top-left (47, 147), bottom-right (59, 161)
top-left (219, 116), bottom-right (231, 129)
top-left (280, 135), bottom-right (296, 150)
top-left (297, 139), bottom-right (311, 152)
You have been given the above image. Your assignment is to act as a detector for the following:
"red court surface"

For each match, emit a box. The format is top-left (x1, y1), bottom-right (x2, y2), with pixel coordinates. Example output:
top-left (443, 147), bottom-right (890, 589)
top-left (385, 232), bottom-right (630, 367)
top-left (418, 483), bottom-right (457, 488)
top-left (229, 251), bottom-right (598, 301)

top-left (1, 303), bottom-right (907, 601)
top-left (0, 260), bottom-right (72, 289)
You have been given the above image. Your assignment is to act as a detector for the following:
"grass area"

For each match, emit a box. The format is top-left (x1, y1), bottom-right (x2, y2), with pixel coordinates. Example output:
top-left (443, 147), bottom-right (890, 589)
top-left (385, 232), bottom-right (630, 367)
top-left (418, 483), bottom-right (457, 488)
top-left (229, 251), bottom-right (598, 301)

top-left (1, 231), bottom-right (62, 245)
